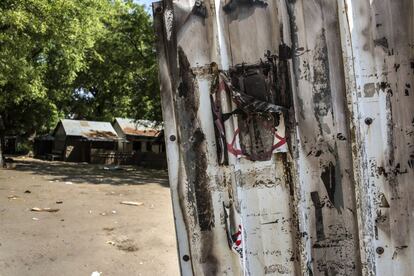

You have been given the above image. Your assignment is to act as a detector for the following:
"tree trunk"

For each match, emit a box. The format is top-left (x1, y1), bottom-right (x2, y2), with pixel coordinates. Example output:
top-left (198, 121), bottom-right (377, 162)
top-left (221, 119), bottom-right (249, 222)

top-left (0, 139), bottom-right (3, 168)
top-left (0, 115), bottom-right (5, 168)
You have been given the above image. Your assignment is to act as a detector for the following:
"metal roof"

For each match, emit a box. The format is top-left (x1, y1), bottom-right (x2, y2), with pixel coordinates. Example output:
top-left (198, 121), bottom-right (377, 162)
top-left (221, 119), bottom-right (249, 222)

top-left (58, 119), bottom-right (119, 141)
top-left (35, 134), bottom-right (54, 141)
top-left (114, 118), bottom-right (163, 138)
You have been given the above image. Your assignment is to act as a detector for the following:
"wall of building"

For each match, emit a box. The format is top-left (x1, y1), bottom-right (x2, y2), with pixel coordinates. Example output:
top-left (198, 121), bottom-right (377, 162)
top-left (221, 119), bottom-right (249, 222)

top-left (53, 124), bottom-right (66, 153)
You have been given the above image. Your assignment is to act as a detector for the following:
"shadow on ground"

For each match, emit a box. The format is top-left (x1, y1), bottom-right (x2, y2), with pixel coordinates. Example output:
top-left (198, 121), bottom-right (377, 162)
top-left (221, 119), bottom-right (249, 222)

top-left (10, 158), bottom-right (169, 187)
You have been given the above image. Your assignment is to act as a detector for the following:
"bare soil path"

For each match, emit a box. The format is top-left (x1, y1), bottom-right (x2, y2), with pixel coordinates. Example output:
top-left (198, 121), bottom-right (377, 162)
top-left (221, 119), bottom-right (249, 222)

top-left (0, 157), bottom-right (179, 276)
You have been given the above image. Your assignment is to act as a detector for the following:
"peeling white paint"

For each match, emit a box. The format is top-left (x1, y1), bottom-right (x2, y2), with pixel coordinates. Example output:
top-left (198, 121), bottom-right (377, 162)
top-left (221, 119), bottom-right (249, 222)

top-left (164, 8), bottom-right (173, 41)
top-left (154, 0), bottom-right (414, 275)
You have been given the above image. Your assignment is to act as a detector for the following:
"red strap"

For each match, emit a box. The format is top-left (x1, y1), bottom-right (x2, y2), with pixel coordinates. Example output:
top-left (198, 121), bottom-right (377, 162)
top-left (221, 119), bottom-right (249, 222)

top-left (271, 130), bottom-right (286, 150)
top-left (227, 128), bottom-right (243, 156)
top-left (219, 75), bottom-right (287, 157)
top-left (227, 128), bottom-right (286, 157)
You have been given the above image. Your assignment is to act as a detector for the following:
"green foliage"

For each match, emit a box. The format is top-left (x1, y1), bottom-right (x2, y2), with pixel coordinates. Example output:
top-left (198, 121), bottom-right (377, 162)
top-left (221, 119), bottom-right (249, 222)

top-left (71, 0), bottom-right (160, 122)
top-left (0, 0), bottom-right (160, 139)
top-left (16, 139), bottom-right (31, 155)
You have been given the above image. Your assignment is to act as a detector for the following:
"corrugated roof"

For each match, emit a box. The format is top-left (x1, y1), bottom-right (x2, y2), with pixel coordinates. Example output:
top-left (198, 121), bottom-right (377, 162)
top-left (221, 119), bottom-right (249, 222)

top-left (114, 118), bottom-right (163, 138)
top-left (59, 119), bottom-right (119, 141)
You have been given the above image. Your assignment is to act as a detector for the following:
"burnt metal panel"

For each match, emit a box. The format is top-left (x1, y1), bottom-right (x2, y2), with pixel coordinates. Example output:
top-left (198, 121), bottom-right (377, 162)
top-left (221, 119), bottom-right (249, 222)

top-left (340, 0), bottom-right (414, 275)
top-left (154, 0), bottom-right (414, 275)
top-left (287, 1), bottom-right (361, 275)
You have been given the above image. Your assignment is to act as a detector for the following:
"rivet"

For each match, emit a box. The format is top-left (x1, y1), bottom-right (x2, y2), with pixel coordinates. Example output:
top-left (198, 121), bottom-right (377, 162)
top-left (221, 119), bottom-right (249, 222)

top-left (365, 117), bottom-right (373, 125)
top-left (376, 247), bottom-right (384, 255)
top-left (182, 255), bottom-right (190, 261)
top-left (169, 135), bottom-right (176, 141)
top-left (155, 5), bottom-right (163, 14)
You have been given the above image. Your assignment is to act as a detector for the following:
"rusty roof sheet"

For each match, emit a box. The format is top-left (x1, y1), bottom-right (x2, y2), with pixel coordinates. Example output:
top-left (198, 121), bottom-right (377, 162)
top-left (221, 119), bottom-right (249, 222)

top-left (114, 118), bottom-right (163, 138)
top-left (59, 119), bottom-right (120, 141)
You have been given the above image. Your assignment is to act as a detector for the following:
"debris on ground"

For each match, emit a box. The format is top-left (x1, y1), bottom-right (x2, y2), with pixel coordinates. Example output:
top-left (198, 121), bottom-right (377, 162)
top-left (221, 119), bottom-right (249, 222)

top-left (32, 217), bottom-right (39, 221)
top-left (31, 207), bottom-right (60, 212)
top-left (7, 195), bottom-right (19, 200)
top-left (103, 227), bottom-right (115, 232)
top-left (3, 163), bottom-right (16, 169)
top-left (24, 190), bottom-right (31, 194)
top-left (64, 181), bottom-right (73, 185)
top-left (103, 166), bottom-right (123, 171)
top-left (116, 238), bottom-right (139, 252)
top-left (56, 201), bottom-right (63, 204)
top-left (5, 157), bottom-right (14, 163)
top-left (106, 240), bottom-right (116, 246)
top-left (120, 201), bottom-right (144, 206)
top-left (91, 272), bottom-right (101, 276)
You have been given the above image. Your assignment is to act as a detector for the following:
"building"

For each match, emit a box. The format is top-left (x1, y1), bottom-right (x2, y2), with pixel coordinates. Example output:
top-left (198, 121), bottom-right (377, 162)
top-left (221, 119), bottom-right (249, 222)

top-left (113, 118), bottom-right (166, 168)
top-left (33, 134), bottom-right (54, 158)
top-left (53, 119), bottom-right (121, 163)
top-left (113, 118), bottom-right (164, 153)
top-left (3, 136), bottom-right (17, 154)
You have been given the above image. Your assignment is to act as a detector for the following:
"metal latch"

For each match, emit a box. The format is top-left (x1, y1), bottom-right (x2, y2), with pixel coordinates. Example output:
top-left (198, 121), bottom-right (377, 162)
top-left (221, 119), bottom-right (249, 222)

top-left (193, 0), bottom-right (207, 18)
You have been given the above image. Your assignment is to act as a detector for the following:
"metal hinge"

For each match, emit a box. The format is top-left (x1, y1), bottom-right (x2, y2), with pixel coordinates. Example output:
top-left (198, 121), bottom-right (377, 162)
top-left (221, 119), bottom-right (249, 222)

top-left (193, 0), bottom-right (208, 18)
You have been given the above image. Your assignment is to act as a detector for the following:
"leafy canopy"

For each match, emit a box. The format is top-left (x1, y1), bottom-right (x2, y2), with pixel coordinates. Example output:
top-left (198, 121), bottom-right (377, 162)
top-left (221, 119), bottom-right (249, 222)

top-left (0, 0), bottom-right (160, 138)
top-left (70, 0), bottom-right (160, 122)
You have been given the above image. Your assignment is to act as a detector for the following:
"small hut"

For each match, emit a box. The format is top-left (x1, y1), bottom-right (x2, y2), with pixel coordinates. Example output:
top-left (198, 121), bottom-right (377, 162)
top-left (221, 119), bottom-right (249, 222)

top-left (113, 118), bottom-right (166, 168)
top-left (52, 119), bottom-right (120, 163)
top-left (33, 134), bottom-right (54, 158)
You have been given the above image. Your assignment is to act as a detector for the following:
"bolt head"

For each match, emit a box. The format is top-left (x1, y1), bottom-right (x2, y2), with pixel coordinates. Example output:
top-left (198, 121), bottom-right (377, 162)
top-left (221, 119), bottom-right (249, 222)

top-left (376, 247), bottom-right (384, 255)
top-left (365, 117), bottom-right (373, 125)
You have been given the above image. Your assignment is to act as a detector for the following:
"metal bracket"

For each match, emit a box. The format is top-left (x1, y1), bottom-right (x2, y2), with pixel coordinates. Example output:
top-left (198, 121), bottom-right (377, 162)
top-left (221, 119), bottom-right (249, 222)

top-left (223, 0), bottom-right (268, 14)
top-left (193, 0), bottom-right (207, 18)
top-left (264, 44), bottom-right (293, 61)
top-left (278, 44), bottom-right (292, 60)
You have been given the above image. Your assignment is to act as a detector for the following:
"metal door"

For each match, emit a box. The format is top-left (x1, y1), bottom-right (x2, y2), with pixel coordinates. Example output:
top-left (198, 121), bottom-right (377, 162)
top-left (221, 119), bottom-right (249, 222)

top-left (153, 1), bottom-right (414, 275)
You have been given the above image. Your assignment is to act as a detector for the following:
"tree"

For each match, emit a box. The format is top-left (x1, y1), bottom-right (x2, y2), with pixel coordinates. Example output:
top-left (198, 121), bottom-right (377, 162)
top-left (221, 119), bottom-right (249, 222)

top-left (0, 0), bottom-right (108, 163)
top-left (70, 0), bottom-right (161, 122)
top-left (0, 0), bottom-right (160, 164)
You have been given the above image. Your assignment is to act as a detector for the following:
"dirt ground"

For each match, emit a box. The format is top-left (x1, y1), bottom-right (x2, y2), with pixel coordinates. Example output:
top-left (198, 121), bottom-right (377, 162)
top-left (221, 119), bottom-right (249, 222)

top-left (0, 157), bottom-right (179, 276)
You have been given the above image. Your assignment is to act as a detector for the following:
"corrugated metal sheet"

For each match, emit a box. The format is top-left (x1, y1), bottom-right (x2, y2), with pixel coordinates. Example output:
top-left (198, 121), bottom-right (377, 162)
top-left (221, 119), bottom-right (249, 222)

top-left (58, 119), bottom-right (119, 141)
top-left (114, 118), bottom-right (163, 138)
top-left (153, 0), bottom-right (414, 275)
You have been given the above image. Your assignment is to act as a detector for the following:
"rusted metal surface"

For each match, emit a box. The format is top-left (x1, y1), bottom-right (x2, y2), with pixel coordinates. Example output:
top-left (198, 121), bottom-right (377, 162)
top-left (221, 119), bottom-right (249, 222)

top-left (55, 119), bottom-right (119, 141)
top-left (153, 0), bottom-right (414, 275)
top-left (113, 118), bottom-right (163, 138)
